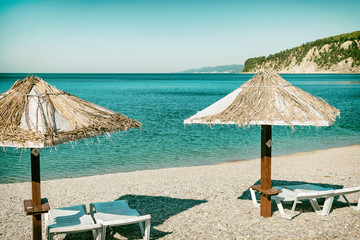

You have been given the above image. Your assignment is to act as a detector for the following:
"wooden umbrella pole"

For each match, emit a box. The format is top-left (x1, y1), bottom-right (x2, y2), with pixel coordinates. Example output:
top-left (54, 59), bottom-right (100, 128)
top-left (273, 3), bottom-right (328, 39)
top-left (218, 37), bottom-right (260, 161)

top-left (260, 125), bottom-right (272, 218)
top-left (31, 150), bottom-right (42, 240)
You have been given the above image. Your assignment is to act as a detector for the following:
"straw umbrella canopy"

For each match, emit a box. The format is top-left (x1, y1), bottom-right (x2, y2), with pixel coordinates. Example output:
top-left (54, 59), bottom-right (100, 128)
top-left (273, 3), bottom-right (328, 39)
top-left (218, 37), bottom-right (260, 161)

top-left (184, 70), bottom-right (340, 217)
top-left (0, 76), bottom-right (141, 239)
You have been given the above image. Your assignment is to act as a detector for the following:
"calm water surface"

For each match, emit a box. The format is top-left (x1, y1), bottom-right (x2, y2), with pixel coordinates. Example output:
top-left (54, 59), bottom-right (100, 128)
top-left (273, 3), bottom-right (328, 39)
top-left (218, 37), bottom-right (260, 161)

top-left (0, 73), bottom-right (359, 183)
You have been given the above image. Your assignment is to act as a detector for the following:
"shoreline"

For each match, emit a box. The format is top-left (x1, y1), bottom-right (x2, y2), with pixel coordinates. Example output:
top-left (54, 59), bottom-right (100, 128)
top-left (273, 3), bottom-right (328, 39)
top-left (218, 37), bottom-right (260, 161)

top-left (214, 144), bottom-right (360, 165)
top-left (1, 145), bottom-right (359, 239)
top-left (2, 144), bottom-right (359, 185)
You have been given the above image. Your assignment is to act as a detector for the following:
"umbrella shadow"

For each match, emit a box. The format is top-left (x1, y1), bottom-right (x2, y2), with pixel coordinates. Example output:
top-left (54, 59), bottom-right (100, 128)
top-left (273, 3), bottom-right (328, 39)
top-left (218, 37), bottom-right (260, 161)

top-left (99, 195), bottom-right (207, 239)
top-left (238, 179), bottom-right (349, 216)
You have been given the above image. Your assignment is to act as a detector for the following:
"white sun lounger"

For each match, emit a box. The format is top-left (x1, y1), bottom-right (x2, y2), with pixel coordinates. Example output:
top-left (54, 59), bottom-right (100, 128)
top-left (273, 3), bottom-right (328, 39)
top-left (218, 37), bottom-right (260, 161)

top-left (45, 204), bottom-right (102, 240)
top-left (90, 200), bottom-right (151, 240)
top-left (274, 186), bottom-right (335, 219)
top-left (250, 185), bottom-right (334, 219)
top-left (285, 184), bottom-right (360, 212)
top-left (250, 184), bottom-right (360, 219)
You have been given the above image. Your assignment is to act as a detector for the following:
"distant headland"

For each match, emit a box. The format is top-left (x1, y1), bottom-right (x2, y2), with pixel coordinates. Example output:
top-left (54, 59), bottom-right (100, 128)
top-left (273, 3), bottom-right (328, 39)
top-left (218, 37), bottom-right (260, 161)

top-left (179, 64), bottom-right (244, 73)
top-left (243, 31), bottom-right (360, 73)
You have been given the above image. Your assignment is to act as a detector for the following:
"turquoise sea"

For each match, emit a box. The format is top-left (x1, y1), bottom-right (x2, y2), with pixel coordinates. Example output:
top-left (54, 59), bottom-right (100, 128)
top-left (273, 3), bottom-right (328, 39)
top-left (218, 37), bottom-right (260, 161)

top-left (0, 73), bottom-right (359, 183)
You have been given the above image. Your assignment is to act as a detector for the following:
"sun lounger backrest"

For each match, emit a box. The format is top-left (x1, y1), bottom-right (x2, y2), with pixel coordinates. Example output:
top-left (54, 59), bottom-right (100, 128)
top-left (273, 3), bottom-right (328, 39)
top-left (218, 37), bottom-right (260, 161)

top-left (46, 204), bottom-right (102, 240)
top-left (296, 190), bottom-right (334, 200)
top-left (333, 186), bottom-right (360, 195)
top-left (91, 200), bottom-right (130, 215)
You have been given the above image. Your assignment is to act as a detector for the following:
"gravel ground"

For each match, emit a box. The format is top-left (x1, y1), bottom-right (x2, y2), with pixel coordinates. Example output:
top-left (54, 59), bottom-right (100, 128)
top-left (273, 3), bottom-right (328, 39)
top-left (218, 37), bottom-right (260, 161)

top-left (0, 145), bottom-right (359, 240)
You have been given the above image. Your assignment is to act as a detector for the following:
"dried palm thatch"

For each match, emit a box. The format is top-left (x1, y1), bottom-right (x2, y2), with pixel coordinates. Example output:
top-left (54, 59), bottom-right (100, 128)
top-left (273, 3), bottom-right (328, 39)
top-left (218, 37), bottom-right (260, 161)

top-left (184, 70), bottom-right (340, 127)
top-left (0, 76), bottom-right (141, 148)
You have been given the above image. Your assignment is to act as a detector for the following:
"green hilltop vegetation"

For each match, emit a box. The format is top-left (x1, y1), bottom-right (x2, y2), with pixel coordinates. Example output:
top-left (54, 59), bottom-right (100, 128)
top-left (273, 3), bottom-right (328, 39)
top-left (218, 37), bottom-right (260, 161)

top-left (243, 31), bottom-right (360, 73)
top-left (181, 64), bottom-right (244, 73)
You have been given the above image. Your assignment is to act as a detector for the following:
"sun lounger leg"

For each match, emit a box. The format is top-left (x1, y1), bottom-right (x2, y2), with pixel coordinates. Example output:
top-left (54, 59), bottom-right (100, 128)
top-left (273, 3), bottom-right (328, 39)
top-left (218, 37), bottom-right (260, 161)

top-left (249, 188), bottom-right (260, 208)
top-left (92, 227), bottom-right (102, 240)
top-left (143, 218), bottom-right (151, 240)
top-left (274, 198), bottom-right (293, 220)
top-left (139, 221), bottom-right (145, 235)
top-left (308, 196), bottom-right (334, 216)
top-left (323, 196), bottom-right (334, 215)
top-left (274, 198), bottom-right (285, 217)
top-left (357, 198), bottom-right (360, 211)
top-left (45, 213), bottom-right (51, 240)
top-left (101, 226), bottom-right (107, 240)
top-left (48, 233), bottom-right (53, 240)
top-left (309, 198), bottom-right (320, 211)
top-left (309, 198), bottom-right (323, 215)
top-left (93, 229), bottom-right (97, 240)
top-left (287, 200), bottom-right (298, 220)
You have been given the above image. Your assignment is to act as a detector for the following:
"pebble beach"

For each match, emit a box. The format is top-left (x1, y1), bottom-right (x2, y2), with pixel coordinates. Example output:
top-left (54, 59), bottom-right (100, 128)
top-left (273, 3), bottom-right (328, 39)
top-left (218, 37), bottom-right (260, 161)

top-left (1, 145), bottom-right (359, 240)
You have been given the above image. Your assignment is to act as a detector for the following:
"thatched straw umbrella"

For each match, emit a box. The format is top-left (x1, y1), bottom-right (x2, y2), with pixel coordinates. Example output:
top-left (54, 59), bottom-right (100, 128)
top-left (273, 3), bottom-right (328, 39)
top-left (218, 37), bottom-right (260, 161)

top-left (184, 70), bottom-right (340, 218)
top-left (0, 76), bottom-right (141, 239)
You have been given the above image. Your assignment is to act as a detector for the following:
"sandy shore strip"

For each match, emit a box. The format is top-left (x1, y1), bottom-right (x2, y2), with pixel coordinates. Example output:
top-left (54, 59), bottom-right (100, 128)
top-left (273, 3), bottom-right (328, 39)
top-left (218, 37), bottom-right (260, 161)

top-left (1, 145), bottom-right (359, 239)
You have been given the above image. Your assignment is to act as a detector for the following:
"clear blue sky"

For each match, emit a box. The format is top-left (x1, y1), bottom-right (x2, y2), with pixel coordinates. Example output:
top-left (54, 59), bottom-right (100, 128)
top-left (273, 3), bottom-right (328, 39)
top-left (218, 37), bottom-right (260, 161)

top-left (0, 0), bottom-right (359, 73)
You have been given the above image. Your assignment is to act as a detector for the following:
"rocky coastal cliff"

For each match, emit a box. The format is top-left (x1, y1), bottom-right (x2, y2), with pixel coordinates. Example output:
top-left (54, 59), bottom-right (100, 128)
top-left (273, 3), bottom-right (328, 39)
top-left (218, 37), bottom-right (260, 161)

top-left (243, 31), bottom-right (360, 73)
